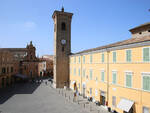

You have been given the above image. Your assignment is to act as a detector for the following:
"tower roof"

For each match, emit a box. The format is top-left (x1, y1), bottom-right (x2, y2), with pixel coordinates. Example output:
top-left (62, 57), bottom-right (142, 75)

top-left (52, 9), bottom-right (73, 19)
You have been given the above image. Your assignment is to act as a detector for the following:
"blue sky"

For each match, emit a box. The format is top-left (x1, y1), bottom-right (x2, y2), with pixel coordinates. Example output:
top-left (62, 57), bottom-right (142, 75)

top-left (0, 0), bottom-right (150, 56)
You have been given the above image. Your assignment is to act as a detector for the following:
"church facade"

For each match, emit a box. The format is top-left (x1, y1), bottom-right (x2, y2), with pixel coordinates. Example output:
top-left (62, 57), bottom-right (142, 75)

top-left (53, 9), bottom-right (150, 113)
top-left (0, 41), bottom-right (46, 88)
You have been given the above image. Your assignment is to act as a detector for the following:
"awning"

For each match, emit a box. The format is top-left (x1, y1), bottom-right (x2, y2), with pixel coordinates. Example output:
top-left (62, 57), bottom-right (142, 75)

top-left (117, 98), bottom-right (134, 112)
top-left (14, 74), bottom-right (28, 79)
top-left (72, 81), bottom-right (76, 84)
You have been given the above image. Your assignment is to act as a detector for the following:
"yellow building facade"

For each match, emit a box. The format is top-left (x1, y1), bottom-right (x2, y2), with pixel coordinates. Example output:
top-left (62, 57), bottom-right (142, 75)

top-left (69, 23), bottom-right (150, 113)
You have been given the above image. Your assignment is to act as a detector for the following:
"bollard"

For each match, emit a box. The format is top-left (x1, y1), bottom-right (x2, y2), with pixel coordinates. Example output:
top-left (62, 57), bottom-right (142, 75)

top-left (59, 90), bottom-right (60, 94)
top-left (84, 103), bottom-right (85, 108)
top-left (98, 110), bottom-right (100, 113)
top-left (65, 93), bottom-right (66, 97)
top-left (90, 104), bottom-right (92, 111)
top-left (69, 96), bottom-right (70, 100)
top-left (78, 101), bottom-right (79, 104)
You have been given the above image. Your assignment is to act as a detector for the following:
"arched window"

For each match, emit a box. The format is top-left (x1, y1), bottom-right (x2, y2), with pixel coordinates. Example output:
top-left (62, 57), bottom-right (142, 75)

top-left (61, 22), bottom-right (66, 31)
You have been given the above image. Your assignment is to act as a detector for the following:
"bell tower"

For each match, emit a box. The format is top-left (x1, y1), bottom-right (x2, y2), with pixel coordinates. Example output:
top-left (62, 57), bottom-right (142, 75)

top-left (52, 8), bottom-right (73, 88)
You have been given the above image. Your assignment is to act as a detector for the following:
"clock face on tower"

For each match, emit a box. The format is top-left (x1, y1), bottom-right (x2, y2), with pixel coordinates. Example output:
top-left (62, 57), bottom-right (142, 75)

top-left (61, 39), bottom-right (66, 45)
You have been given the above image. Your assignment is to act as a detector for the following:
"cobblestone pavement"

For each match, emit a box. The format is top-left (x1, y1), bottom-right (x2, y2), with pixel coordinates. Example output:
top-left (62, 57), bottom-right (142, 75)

top-left (0, 80), bottom-right (109, 113)
top-left (56, 88), bottom-right (109, 113)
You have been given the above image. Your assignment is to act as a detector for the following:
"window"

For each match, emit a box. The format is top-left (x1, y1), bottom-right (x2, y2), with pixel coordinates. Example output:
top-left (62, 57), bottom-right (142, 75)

top-left (2, 67), bottom-right (6, 74)
top-left (74, 68), bottom-right (76, 76)
top-left (11, 67), bottom-right (13, 73)
top-left (101, 71), bottom-right (105, 82)
top-left (139, 32), bottom-right (142, 34)
top-left (36, 65), bottom-right (38, 70)
top-left (101, 53), bottom-right (104, 63)
top-left (143, 48), bottom-right (150, 62)
top-left (74, 57), bottom-right (76, 64)
top-left (142, 73), bottom-right (150, 91)
top-left (90, 69), bottom-right (93, 80)
top-left (112, 96), bottom-right (116, 107)
top-left (90, 54), bottom-right (93, 64)
top-left (90, 88), bottom-right (92, 95)
top-left (112, 71), bottom-right (117, 84)
top-left (143, 107), bottom-right (149, 113)
top-left (83, 69), bottom-right (85, 77)
top-left (148, 30), bottom-right (150, 32)
top-left (113, 51), bottom-right (116, 63)
top-left (126, 50), bottom-right (132, 62)
top-left (83, 56), bottom-right (85, 64)
top-left (30, 55), bottom-right (33, 60)
top-left (61, 22), bottom-right (66, 31)
top-left (78, 68), bottom-right (80, 76)
top-left (125, 72), bottom-right (132, 88)
top-left (7, 67), bottom-right (9, 73)
top-left (78, 57), bottom-right (80, 63)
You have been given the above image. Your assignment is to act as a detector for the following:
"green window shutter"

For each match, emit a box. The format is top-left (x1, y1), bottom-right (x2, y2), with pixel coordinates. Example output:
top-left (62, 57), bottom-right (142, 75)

top-left (78, 68), bottom-right (80, 76)
top-left (143, 76), bottom-right (147, 90)
top-left (126, 74), bottom-right (132, 87)
top-left (90, 70), bottom-right (92, 80)
top-left (113, 52), bottom-right (116, 62)
top-left (126, 50), bottom-right (131, 62)
top-left (112, 72), bottom-right (117, 84)
top-left (101, 71), bottom-right (105, 82)
top-left (148, 77), bottom-right (150, 91)
top-left (74, 57), bottom-right (76, 63)
top-left (78, 57), bottom-right (80, 63)
top-left (83, 56), bottom-right (85, 64)
top-left (90, 55), bottom-right (92, 63)
top-left (102, 53), bottom-right (104, 63)
top-left (143, 48), bottom-right (149, 62)
top-left (143, 76), bottom-right (150, 91)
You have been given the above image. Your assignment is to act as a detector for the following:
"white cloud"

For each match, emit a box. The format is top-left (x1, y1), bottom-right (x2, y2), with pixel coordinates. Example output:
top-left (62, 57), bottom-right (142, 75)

top-left (24, 21), bottom-right (37, 29)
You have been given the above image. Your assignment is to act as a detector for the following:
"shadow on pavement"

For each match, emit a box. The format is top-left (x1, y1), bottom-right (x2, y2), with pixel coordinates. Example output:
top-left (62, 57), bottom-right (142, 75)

top-left (0, 82), bottom-right (41, 104)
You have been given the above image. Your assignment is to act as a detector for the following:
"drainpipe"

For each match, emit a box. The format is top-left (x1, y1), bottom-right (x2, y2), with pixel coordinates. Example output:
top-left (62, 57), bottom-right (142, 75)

top-left (106, 49), bottom-right (110, 106)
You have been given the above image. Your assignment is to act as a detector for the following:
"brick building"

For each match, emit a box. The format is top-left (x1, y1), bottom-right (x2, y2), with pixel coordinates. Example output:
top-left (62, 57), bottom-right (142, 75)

top-left (0, 41), bottom-right (46, 88)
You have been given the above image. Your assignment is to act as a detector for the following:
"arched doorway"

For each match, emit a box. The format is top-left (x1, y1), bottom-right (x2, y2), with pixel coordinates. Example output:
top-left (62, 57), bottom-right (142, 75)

top-left (82, 83), bottom-right (86, 98)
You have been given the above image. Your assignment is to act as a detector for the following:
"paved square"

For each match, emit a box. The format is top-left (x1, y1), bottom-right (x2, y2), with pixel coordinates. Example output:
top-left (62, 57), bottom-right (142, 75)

top-left (0, 82), bottom-right (90, 113)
